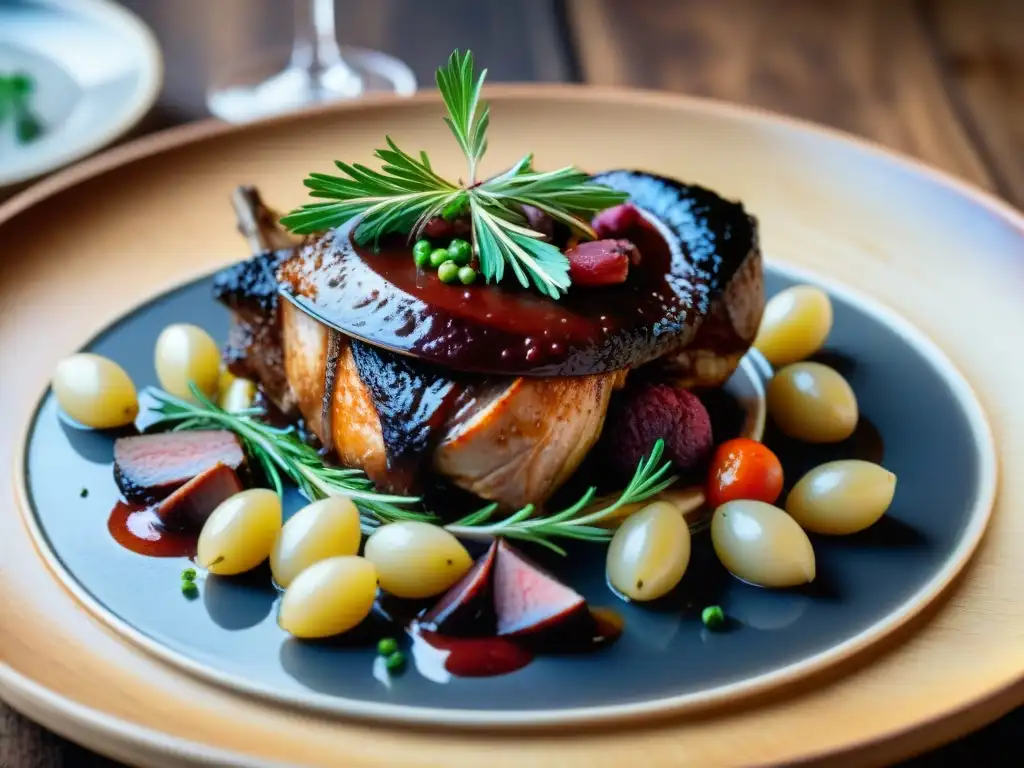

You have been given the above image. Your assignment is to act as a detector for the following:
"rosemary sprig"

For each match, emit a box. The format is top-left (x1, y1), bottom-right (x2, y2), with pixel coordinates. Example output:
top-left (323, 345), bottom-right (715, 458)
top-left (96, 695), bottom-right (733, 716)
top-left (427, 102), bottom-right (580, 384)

top-left (444, 440), bottom-right (678, 555)
top-left (144, 385), bottom-right (678, 553)
top-left (144, 384), bottom-right (430, 534)
top-left (280, 49), bottom-right (628, 299)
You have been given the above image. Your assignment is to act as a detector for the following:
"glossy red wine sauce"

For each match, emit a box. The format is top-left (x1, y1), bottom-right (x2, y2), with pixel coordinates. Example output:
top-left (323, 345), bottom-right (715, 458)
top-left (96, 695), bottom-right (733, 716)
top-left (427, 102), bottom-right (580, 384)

top-left (108, 502), bottom-right (197, 558)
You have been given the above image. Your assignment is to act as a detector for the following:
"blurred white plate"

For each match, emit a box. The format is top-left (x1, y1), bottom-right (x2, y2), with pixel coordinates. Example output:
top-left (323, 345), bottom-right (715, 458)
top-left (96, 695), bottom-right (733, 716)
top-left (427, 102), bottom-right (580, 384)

top-left (0, 0), bottom-right (162, 189)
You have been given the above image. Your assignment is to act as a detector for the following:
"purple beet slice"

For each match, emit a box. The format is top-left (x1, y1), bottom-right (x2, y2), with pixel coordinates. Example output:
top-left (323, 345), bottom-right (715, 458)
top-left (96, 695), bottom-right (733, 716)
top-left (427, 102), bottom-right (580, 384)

top-left (493, 540), bottom-right (593, 645)
top-left (419, 541), bottom-right (498, 636)
top-left (114, 430), bottom-right (247, 503)
top-left (155, 462), bottom-right (243, 530)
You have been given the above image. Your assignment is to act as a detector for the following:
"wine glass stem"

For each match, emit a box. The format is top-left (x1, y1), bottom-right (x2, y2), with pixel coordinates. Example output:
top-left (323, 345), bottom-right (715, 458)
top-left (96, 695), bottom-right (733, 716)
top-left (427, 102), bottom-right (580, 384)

top-left (290, 0), bottom-right (359, 86)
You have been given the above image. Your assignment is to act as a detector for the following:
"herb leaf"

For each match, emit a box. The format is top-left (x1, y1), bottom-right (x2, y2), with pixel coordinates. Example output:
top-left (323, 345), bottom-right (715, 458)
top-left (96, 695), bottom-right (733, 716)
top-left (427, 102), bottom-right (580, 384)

top-left (444, 440), bottom-right (679, 555)
top-left (280, 48), bottom-right (628, 298)
top-left (436, 49), bottom-right (489, 183)
top-left (146, 384), bottom-right (430, 533)
top-left (469, 198), bottom-right (570, 299)
top-left (144, 386), bottom-right (680, 554)
top-left (279, 138), bottom-right (460, 239)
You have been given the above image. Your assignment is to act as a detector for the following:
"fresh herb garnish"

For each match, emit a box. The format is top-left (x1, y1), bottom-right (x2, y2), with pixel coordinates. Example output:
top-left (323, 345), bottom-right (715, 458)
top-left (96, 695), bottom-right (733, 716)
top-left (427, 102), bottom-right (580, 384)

top-left (0, 73), bottom-right (44, 145)
top-left (145, 384), bottom-right (429, 533)
top-left (445, 440), bottom-right (678, 555)
top-left (280, 50), bottom-right (628, 299)
top-left (145, 384), bottom-right (679, 553)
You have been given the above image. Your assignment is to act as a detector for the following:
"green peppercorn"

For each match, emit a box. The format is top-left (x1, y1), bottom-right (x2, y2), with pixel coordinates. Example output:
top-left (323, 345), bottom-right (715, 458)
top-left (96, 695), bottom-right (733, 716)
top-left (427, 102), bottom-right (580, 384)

top-left (429, 248), bottom-right (450, 268)
top-left (412, 239), bottom-right (432, 267)
top-left (447, 238), bottom-right (472, 265)
top-left (385, 650), bottom-right (406, 672)
top-left (457, 266), bottom-right (477, 285)
top-left (181, 580), bottom-right (199, 598)
top-left (437, 261), bottom-right (460, 283)
top-left (181, 567), bottom-right (198, 582)
top-left (701, 605), bottom-right (726, 630)
top-left (377, 637), bottom-right (399, 656)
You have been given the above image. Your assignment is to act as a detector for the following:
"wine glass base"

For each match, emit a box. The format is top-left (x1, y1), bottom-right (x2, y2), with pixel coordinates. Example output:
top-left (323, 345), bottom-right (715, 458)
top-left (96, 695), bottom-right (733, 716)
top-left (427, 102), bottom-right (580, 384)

top-left (206, 47), bottom-right (417, 123)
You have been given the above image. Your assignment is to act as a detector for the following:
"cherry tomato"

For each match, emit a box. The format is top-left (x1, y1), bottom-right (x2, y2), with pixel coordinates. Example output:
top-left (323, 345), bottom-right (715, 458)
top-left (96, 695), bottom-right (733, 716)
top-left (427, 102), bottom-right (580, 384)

top-left (707, 438), bottom-right (784, 508)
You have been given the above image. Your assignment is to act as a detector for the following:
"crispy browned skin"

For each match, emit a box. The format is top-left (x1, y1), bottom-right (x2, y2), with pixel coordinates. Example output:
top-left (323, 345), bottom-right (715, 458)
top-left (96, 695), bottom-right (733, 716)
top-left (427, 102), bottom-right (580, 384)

top-left (281, 300), bottom-right (389, 483)
top-left (281, 299), bottom-right (618, 506)
top-left (659, 247), bottom-right (764, 388)
top-left (217, 183), bottom-right (763, 508)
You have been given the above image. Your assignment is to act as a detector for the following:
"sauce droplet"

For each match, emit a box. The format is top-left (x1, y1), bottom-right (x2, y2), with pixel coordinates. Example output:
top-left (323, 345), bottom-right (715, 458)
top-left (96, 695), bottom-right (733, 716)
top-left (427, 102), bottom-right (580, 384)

top-left (409, 625), bottom-right (533, 679)
top-left (108, 502), bottom-right (197, 558)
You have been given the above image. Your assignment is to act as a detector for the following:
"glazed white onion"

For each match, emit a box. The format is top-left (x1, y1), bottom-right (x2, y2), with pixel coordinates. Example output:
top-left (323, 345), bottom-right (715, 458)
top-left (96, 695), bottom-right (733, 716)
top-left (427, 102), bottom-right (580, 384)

top-left (197, 489), bottom-right (282, 575)
top-left (270, 496), bottom-right (362, 588)
top-left (52, 353), bottom-right (139, 429)
top-left (278, 556), bottom-right (378, 638)
top-left (606, 501), bottom-right (691, 601)
top-left (364, 521), bottom-right (472, 599)
top-left (786, 460), bottom-right (896, 534)
top-left (711, 500), bottom-right (816, 588)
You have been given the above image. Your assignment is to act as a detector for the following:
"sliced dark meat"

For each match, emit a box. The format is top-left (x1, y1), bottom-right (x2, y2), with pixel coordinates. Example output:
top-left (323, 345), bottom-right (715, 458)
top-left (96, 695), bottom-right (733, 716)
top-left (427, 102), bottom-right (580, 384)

top-left (155, 462), bottom-right (243, 530)
top-left (493, 540), bottom-right (593, 645)
top-left (348, 340), bottom-right (464, 491)
top-left (419, 540), bottom-right (498, 636)
top-left (114, 430), bottom-right (247, 503)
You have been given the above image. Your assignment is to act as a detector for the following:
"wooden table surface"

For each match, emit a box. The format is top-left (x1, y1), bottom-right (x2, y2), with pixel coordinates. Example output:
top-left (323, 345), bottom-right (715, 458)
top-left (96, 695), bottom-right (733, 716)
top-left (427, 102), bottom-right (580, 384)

top-left (1, 1), bottom-right (1021, 766)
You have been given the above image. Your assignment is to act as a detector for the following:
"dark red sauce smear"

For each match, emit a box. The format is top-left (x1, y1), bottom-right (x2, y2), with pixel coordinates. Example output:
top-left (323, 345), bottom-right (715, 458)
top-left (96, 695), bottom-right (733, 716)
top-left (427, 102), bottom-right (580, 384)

top-left (409, 608), bottom-right (623, 679)
top-left (108, 502), bottom-right (197, 558)
top-left (277, 171), bottom-right (758, 376)
top-left (416, 630), bottom-right (534, 678)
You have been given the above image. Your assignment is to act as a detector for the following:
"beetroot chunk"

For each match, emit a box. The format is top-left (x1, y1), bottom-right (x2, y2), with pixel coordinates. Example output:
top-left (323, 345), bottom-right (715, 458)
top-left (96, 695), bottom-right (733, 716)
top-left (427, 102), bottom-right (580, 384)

top-left (493, 540), bottom-right (592, 645)
top-left (592, 203), bottom-right (641, 238)
top-left (114, 430), bottom-right (247, 503)
top-left (565, 239), bottom-right (639, 286)
top-left (420, 541), bottom-right (498, 636)
top-left (155, 462), bottom-right (243, 530)
top-left (603, 383), bottom-right (713, 480)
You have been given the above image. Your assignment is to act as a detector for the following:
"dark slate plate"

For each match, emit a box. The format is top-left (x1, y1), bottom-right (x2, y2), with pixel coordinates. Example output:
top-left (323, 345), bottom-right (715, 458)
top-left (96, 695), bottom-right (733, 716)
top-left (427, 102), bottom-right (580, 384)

top-left (21, 267), bottom-right (993, 725)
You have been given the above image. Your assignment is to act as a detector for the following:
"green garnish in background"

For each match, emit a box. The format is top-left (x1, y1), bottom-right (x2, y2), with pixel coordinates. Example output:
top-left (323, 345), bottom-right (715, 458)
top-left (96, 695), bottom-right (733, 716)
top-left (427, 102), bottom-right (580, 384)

top-left (280, 50), bottom-right (628, 299)
top-left (0, 72), bottom-right (45, 145)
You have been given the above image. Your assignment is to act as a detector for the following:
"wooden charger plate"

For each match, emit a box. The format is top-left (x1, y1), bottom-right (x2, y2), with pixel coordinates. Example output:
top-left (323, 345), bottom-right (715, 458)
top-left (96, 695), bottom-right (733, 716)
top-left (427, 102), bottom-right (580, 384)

top-left (1, 86), bottom-right (1022, 767)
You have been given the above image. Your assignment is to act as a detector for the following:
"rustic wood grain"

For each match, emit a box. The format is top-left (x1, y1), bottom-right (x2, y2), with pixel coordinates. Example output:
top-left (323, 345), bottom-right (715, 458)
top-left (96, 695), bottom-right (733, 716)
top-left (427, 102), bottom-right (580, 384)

top-left (921, 0), bottom-right (1024, 210)
top-left (567, 0), bottom-right (1023, 208)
